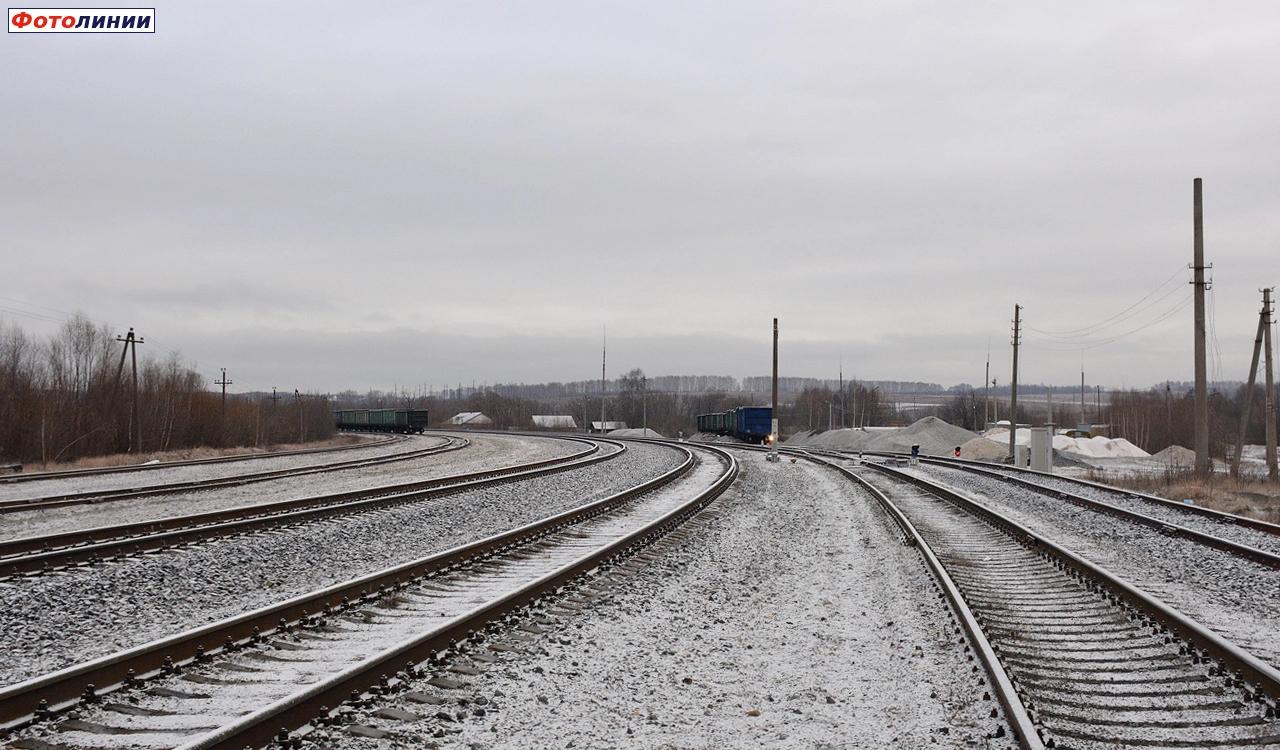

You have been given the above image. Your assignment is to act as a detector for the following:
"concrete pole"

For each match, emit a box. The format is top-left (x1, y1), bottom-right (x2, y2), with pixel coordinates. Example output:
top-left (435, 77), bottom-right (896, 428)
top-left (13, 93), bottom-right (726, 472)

top-left (600, 328), bottom-right (606, 435)
top-left (1193, 177), bottom-right (1210, 475)
top-left (130, 330), bottom-right (140, 453)
top-left (770, 318), bottom-right (779, 459)
top-left (984, 354), bottom-right (990, 428)
top-left (1008, 304), bottom-right (1021, 461)
top-left (1264, 288), bottom-right (1278, 482)
top-left (1233, 309), bottom-right (1266, 478)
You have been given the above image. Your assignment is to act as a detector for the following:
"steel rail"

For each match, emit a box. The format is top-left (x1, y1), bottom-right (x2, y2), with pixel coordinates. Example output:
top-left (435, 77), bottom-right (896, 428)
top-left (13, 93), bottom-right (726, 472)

top-left (859, 449), bottom-right (1280, 537)
top-left (0, 437), bottom-right (621, 577)
top-left (904, 454), bottom-right (1280, 569)
top-left (0, 434), bottom-right (401, 485)
top-left (860, 458), bottom-right (1280, 703)
top-left (0, 440), bottom-right (713, 732)
top-left (179, 442), bottom-right (737, 750)
top-left (752, 446), bottom-right (1041, 749)
top-left (0, 436), bottom-right (466, 514)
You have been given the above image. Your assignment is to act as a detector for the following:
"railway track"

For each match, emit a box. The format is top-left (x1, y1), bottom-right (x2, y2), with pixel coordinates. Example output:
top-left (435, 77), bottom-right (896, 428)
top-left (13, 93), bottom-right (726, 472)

top-left (802, 451), bottom-right (1280, 750)
top-left (864, 450), bottom-right (1280, 539)
top-left (841, 451), bottom-right (1280, 569)
top-left (0, 436), bottom-right (467, 514)
top-left (0, 441), bottom-right (737, 750)
top-left (0, 437), bottom-right (620, 578)
top-left (0, 435), bottom-right (400, 485)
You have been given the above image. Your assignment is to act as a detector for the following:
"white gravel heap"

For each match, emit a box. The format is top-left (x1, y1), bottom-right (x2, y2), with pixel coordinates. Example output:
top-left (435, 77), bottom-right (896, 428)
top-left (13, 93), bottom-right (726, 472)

top-left (788, 417), bottom-right (979, 456)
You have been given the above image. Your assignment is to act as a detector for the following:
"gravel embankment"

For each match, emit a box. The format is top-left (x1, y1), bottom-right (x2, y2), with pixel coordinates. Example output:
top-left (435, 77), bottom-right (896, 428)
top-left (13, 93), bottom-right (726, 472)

top-left (314, 449), bottom-right (1011, 749)
top-left (913, 463), bottom-right (1280, 669)
top-left (0, 441), bottom-right (684, 686)
top-left (0, 434), bottom-right (412, 503)
top-left (989, 467), bottom-right (1280, 557)
top-left (0, 433), bottom-right (585, 541)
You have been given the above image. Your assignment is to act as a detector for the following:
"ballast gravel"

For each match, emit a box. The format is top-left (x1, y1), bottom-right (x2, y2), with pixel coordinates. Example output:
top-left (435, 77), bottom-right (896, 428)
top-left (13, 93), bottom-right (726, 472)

top-left (0, 441), bottom-right (684, 686)
top-left (0, 434), bottom-right (409, 503)
top-left (913, 463), bottom-right (1280, 669)
top-left (315, 449), bottom-right (1012, 749)
top-left (0, 433), bottom-right (584, 541)
top-left (988, 467), bottom-right (1280, 557)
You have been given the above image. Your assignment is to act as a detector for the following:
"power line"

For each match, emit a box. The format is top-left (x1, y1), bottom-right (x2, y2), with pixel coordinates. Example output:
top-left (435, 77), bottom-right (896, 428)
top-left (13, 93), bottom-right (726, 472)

top-left (1026, 273), bottom-right (1186, 341)
top-left (1024, 265), bottom-right (1186, 339)
top-left (1025, 293), bottom-right (1193, 352)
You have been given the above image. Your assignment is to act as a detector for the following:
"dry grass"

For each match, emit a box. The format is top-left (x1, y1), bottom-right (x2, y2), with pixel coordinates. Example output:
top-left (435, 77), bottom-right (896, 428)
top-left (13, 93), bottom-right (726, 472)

top-left (21, 435), bottom-right (366, 474)
top-left (1097, 470), bottom-right (1280, 524)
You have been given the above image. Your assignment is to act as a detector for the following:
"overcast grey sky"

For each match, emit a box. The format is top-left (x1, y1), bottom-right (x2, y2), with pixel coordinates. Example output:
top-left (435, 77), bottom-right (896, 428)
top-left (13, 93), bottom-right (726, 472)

top-left (3, 2), bottom-right (1278, 393)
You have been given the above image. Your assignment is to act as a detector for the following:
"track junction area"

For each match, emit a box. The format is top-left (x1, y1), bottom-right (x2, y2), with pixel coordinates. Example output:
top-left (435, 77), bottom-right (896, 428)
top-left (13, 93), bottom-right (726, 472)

top-left (0, 431), bottom-right (1275, 750)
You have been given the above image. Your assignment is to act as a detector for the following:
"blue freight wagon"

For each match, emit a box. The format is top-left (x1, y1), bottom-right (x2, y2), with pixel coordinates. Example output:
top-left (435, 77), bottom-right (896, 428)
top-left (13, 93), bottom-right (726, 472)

top-left (694, 406), bottom-right (773, 444)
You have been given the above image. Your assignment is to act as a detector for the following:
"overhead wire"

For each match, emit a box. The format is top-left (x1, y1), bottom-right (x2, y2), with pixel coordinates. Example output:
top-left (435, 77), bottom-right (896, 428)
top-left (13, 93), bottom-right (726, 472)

top-left (1025, 292), bottom-right (1193, 352)
top-left (1025, 265), bottom-right (1187, 340)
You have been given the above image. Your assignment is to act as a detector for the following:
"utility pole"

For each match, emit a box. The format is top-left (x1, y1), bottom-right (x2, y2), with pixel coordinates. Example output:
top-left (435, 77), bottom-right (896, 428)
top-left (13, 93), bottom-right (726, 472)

top-left (600, 327), bottom-right (606, 435)
top-left (1008, 304), bottom-right (1021, 462)
top-left (1264, 288), bottom-right (1278, 481)
top-left (839, 358), bottom-right (845, 429)
top-left (1235, 302), bottom-right (1267, 477)
top-left (1080, 366), bottom-right (1086, 428)
top-left (1192, 177), bottom-right (1211, 475)
top-left (114, 328), bottom-right (144, 453)
top-left (641, 375), bottom-right (647, 434)
top-left (769, 317), bottom-right (780, 461)
top-left (215, 368), bottom-right (233, 436)
top-left (294, 389), bottom-right (304, 443)
top-left (983, 341), bottom-right (991, 428)
top-left (1047, 386), bottom-right (1054, 425)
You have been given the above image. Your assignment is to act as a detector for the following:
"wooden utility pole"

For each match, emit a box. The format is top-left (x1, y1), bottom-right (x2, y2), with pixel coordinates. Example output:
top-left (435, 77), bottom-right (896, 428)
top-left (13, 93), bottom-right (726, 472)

top-left (215, 368), bottom-right (233, 434)
top-left (1192, 178), bottom-right (1211, 474)
top-left (114, 328), bottom-right (144, 453)
top-left (1008, 304), bottom-right (1021, 461)
top-left (1264, 288), bottom-right (1278, 481)
top-left (1233, 305), bottom-right (1266, 478)
top-left (294, 389), bottom-right (304, 443)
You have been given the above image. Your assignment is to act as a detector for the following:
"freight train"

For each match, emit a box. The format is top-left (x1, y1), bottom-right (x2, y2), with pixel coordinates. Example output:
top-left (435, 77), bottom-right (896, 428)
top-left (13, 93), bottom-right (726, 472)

top-left (334, 409), bottom-right (429, 434)
top-left (695, 406), bottom-right (773, 443)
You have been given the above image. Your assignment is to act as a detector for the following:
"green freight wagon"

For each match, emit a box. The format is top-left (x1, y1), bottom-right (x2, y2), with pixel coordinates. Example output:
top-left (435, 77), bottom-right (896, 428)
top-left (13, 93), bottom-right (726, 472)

top-left (335, 408), bottom-right (429, 434)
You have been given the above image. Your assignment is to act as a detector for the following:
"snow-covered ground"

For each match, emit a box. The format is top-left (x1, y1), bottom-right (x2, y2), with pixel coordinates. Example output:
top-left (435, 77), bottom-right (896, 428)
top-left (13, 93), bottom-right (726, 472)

top-left (0, 441), bottom-right (686, 685)
top-left (0, 434), bottom-right (426, 504)
top-left (0, 433), bottom-right (582, 541)
top-left (312, 448), bottom-right (1011, 749)
top-left (13, 448), bottom-right (732, 750)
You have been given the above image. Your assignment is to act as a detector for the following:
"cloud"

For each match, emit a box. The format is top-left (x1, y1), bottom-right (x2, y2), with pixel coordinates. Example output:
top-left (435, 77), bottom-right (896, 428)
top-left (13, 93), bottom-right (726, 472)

top-left (2, 1), bottom-right (1277, 391)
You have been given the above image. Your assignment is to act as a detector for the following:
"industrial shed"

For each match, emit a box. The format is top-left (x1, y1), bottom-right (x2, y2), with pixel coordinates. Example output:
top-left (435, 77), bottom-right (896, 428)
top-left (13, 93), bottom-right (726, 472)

top-left (531, 415), bottom-right (578, 430)
top-left (444, 412), bottom-right (493, 427)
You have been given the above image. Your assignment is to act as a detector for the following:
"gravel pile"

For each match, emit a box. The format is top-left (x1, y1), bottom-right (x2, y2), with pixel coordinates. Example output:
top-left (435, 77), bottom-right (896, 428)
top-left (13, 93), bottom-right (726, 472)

top-left (0, 434), bottom-right (409, 504)
top-left (0, 442), bottom-right (686, 686)
top-left (0, 434), bottom-right (583, 541)
top-left (788, 417), bottom-right (979, 456)
top-left (958, 437), bottom-right (1007, 461)
top-left (914, 463), bottom-right (1280, 669)
top-left (316, 450), bottom-right (1010, 748)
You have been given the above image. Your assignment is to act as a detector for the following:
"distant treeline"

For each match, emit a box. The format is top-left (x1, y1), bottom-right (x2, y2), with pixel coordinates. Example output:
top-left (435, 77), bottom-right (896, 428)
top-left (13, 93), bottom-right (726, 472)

top-left (0, 316), bottom-right (334, 466)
